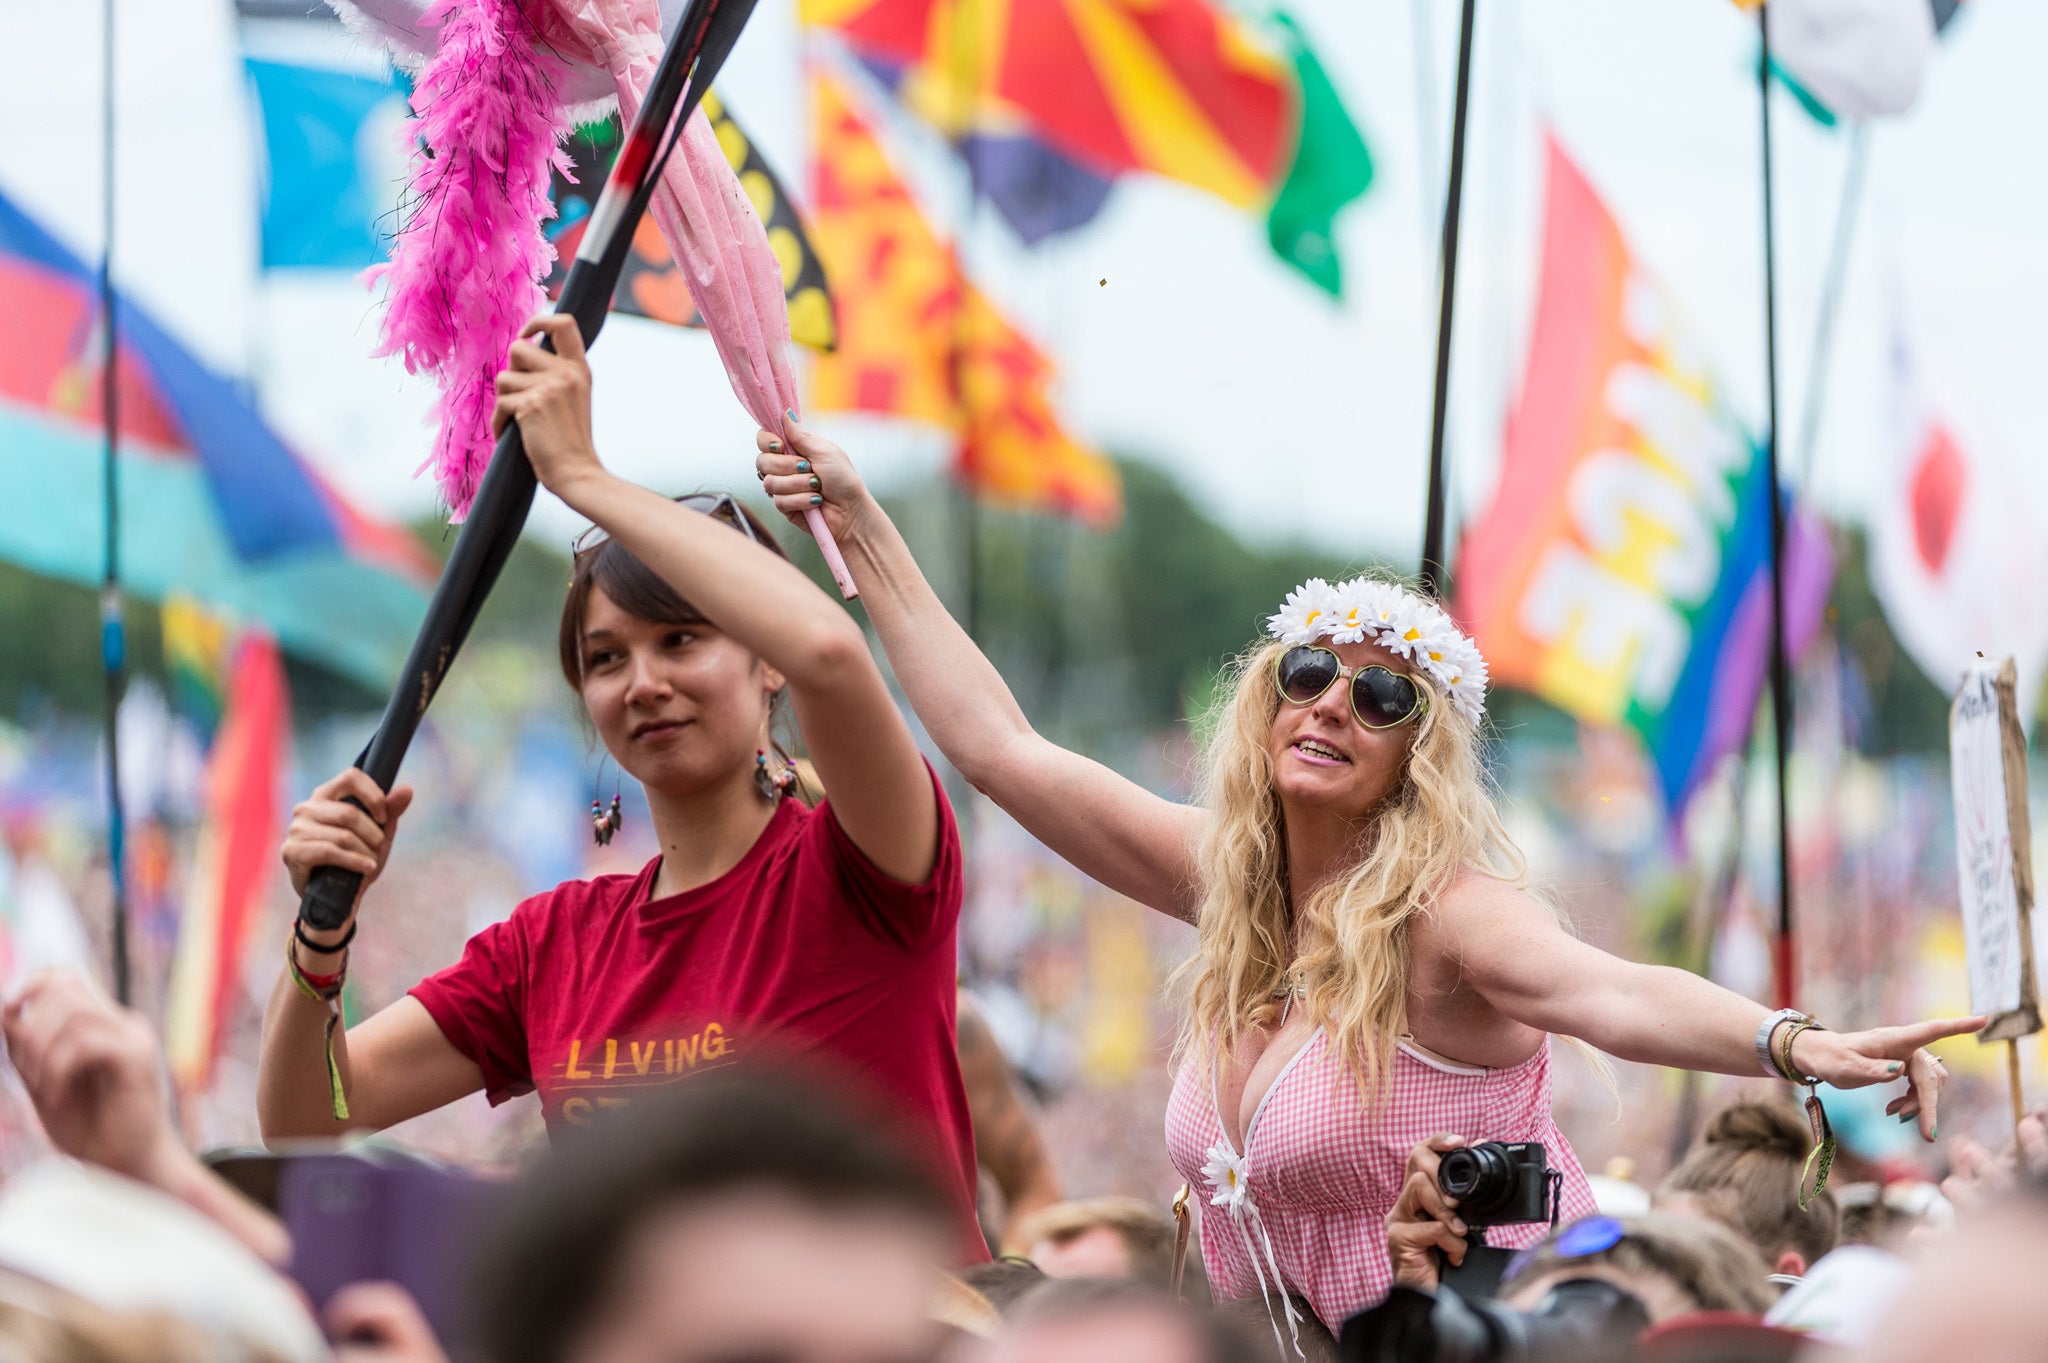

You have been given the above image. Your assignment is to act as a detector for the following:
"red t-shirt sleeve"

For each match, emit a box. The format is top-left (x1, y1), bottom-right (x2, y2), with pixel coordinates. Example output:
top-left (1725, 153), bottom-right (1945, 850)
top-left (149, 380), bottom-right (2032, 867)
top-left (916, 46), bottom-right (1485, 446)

top-left (408, 911), bottom-right (535, 1104)
top-left (810, 761), bottom-right (963, 950)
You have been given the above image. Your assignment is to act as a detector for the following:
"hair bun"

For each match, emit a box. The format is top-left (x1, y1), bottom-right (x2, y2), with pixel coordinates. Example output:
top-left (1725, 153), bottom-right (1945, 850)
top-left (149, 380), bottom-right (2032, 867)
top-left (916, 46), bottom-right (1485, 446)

top-left (1702, 1100), bottom-right (1810, 1161)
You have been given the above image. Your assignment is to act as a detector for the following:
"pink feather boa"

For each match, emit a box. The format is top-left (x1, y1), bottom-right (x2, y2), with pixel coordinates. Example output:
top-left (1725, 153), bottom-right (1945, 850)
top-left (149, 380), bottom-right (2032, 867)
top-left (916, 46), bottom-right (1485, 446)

top-left (369, 0), bottom-right (570, 517)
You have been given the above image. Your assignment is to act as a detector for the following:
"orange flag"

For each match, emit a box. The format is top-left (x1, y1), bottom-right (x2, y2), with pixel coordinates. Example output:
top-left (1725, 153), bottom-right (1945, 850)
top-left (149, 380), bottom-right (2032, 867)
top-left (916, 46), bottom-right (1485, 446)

top-left (166, 632), bottom-right (290, 1093)
top-left (806, 68), bottom-right (1120, 527)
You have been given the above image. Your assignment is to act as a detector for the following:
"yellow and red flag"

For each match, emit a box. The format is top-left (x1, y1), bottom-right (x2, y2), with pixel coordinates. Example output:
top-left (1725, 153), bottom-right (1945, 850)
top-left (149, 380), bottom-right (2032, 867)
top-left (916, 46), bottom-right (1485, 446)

top-left (166, 630), bottom-right (291, 1094)
top-left (805, 0), bottom-right (1292, 207)
top-left (807, 69), bottom-right (1120, 526)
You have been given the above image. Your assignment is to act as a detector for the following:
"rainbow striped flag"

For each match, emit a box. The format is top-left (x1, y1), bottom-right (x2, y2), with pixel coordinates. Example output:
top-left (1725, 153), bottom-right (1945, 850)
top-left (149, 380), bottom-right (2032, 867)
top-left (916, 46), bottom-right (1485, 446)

top-left (1456, 138), bottom-right (1832, 814)
top-left (166, 631), bottom-right (290, 1093)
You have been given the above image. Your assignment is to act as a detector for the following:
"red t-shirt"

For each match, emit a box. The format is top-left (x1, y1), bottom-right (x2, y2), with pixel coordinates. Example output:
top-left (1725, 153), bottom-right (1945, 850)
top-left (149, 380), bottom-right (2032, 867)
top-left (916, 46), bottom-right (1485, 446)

top-left (408, 767), bottom-right (982, 1258)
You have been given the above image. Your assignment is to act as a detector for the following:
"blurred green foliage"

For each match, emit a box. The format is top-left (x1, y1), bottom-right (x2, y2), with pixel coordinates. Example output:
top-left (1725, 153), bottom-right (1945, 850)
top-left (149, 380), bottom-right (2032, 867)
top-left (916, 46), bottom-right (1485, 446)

top-left (0, 465), bottom-right (1964, 769)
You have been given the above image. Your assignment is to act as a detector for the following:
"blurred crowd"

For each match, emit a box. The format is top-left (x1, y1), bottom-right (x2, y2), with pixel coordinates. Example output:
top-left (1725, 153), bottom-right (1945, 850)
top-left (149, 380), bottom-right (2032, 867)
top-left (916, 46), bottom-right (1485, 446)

top-left (0, 964), bottom-right (2041, 1363)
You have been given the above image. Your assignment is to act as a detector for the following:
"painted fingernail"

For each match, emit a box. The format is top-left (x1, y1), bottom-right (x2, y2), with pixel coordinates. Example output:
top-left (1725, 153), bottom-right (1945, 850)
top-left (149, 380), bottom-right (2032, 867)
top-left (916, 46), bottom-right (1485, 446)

top-left (1930, 1126), bottom-right (1938, 1140)
top-left (796, 460), bottom-right (811, 473)
top-left (1899, 1113), bottom-right (1915, 1124)
top-left (766, 439), bottom-right (782, 452)
top-left (808, 475), bottom-right (821, 491)
top-left (810, 494), bottom-right (823, 506)
top-left (785, 408), bottom-right (799, 422)
top-left (1888, 1062), bottom-right (1902, 1075)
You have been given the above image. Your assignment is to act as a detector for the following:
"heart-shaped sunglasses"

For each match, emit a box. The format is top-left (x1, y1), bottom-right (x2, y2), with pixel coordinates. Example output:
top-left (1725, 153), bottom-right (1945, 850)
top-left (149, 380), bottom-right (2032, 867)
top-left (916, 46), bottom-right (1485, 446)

top-left (1274, 645), bottom-right (1429, 730)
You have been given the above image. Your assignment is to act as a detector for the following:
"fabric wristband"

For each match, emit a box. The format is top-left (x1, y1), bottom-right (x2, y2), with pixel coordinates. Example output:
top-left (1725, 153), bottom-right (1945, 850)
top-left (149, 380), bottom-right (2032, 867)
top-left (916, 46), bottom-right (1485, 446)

top-left (285, 938), bottom-right (351, 1122)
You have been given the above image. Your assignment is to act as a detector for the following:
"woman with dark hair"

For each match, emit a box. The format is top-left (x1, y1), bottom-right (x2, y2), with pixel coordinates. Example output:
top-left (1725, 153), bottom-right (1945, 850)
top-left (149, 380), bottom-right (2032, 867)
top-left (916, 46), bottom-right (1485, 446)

top-left (256, 315), bottom-right (981, 1255)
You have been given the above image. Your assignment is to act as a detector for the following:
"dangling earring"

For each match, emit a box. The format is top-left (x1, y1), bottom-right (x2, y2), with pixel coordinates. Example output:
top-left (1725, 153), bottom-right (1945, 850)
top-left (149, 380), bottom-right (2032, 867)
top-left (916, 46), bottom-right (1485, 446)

top-left (755, 749), bottom-right (795, 802)
top-left (592, 758), bottom-right (624, 845)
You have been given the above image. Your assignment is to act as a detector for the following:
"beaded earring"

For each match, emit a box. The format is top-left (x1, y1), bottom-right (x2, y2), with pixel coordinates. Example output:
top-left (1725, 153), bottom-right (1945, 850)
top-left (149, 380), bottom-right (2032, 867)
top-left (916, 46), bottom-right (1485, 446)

top-left (755, 749), bottom-right (796, 802)
top-left (591, 758), bottom-right (623, 845)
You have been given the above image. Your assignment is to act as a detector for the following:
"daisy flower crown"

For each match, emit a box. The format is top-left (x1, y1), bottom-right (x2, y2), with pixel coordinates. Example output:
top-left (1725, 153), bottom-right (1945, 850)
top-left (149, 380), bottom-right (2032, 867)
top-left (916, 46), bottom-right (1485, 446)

top-left (1265, 577), bottom-right (1489, 724)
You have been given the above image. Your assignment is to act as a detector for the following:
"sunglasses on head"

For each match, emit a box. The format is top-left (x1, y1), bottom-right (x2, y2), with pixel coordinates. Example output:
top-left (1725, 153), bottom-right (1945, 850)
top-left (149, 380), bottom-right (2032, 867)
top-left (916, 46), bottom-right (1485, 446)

top-left (1274, 645), bottom-right (1428, 730)
top-left (571, 493), bottom-right (759, 557)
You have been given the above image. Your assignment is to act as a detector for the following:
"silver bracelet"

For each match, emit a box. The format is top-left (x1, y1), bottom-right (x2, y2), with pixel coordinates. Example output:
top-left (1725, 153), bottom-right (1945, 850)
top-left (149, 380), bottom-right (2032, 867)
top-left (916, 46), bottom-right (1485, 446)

top-left (1755, 1008), bottom-right (1809, 1079)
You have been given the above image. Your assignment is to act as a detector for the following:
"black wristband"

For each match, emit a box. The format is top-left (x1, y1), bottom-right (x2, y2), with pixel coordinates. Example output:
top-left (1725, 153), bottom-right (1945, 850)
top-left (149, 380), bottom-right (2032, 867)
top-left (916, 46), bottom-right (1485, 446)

top-left (294, 916), bottom-right (357, 956)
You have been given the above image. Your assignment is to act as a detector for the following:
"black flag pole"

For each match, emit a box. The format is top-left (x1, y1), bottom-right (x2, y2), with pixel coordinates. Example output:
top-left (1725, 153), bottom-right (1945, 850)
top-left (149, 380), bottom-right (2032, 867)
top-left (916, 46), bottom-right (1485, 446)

top-left (100, 0), bottom-right (131, 1004)
top-left (297, 0), bottom-right (761, 929)
top-left (1419, 0), bottom-right (1476, 599)
top-left (1757, 3), bottom-right (1797, 1011)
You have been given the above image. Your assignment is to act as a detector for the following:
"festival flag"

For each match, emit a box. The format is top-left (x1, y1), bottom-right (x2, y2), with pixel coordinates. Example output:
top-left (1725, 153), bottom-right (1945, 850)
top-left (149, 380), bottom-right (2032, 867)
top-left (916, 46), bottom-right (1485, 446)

top-left (1455, 137), bottom-right (1833, 814)
top-left (165, 631), bottom-right (290, 1093)
top-left (806, 70), bottom-right (1120, 526)
top-left (544, 90), bottom-right (839, 352)
top-left (1734, 0), bottom-right (1962, 124)
top-left (163, 593), bottom-right (235, 745)
top-left (1867, 316), bottom-right (2048, 716)
top-left (0, 187), bottom-right (431, 690)
top-left (245, 57), bottom-right (409, 269)
top-left (805, 0), bottom-right (1371, 293)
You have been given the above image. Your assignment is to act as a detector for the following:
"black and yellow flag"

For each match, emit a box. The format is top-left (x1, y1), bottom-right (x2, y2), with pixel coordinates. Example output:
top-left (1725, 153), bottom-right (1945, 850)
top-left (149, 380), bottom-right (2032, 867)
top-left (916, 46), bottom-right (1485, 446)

top-left (545, 90), bottom-right (837, 352)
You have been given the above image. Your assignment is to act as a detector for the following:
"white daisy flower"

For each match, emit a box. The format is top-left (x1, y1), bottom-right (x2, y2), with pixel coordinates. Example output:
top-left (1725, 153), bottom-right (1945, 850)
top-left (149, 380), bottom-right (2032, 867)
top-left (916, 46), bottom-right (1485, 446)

top-left (1265, 578), bottom-right (1341, 645)
top-left (1327, 578), bottom-right (1375, 644)
top-left (1201, 1141), bottom-right (1251, 1213)
top-left (1266, 576), bottom-right (1491, 722)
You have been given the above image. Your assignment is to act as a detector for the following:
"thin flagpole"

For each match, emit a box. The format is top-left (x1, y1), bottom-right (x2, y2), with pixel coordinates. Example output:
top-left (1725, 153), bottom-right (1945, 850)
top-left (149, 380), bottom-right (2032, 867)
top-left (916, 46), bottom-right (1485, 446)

top-left (1794, 123), bottom-right (1869, 482)
top-left (1420, 0), bottom-right (1476, 599)
top-left (1758, 2), bottom-right (1796, 1012)
top-left (100, 0), bottom-right (131, 1007)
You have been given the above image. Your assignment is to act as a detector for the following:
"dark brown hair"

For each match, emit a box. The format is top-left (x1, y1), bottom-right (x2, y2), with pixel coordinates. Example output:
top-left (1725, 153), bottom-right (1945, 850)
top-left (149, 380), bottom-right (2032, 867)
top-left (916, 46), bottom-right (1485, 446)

top-left (468, 1070), bottom-right (950, 1363)
top-left (555, 496), bottom-right (789, 689)
top-left (1659, 1100), bottom-right (1839, 1269)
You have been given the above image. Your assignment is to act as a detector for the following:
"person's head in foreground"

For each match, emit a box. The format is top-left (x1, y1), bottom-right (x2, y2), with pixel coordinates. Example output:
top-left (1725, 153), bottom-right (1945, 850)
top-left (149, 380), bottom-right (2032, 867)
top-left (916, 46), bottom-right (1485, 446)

top-left (559, 493), bottom-right (810, 807)
top-left (1847, 1180), bottom-right (2048, 1363)
top-left (1009, 1197), bottom-right (1177, 1287)
top-left (981, 1279), bottom-right (1258, 1363)
top-left (1498, 1212), bottom-right (1776, 1323)
top-left (471, 1069), bottom-right (953, 1363)
top-left (1184, 577), bottom-right (1503, 1091)
top-left (1656, 1099), bottom-right (1839, 1277)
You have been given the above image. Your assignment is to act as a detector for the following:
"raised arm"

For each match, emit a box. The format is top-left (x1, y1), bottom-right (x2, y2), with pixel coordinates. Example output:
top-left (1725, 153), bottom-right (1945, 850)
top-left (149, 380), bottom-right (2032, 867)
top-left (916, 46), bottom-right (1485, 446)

top-left (754, 421), bottom-right (1205, 921)
top-left (496, 316), bottom-right (934, 882)
top-left (1434, 873), bottom-right (1983, 1140)
top-left (258, 769), bottom-right (486, 1138)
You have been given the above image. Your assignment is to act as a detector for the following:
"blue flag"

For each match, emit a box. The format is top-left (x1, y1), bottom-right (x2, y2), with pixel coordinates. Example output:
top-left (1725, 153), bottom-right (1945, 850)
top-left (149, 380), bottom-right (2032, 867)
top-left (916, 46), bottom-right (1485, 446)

top-left (246, 57), bottom-right (404, 269)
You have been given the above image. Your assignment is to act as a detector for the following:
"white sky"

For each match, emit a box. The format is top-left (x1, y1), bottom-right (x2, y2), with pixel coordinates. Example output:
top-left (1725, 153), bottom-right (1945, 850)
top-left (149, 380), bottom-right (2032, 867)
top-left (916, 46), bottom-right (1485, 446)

top-left (3, 0), bottom-right (2044, 566)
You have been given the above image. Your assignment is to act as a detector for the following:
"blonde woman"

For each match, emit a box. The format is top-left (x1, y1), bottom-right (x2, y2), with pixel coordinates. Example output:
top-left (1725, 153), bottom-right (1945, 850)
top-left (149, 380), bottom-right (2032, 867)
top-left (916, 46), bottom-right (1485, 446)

top-left (755, 422), bottom-right (1979, 1342)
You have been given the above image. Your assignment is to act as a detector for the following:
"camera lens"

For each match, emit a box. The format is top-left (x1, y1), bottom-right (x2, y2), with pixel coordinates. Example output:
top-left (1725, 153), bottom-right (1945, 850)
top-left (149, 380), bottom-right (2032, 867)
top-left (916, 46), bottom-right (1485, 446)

top-left (1438, 1145), bottom-right (1515, 1218)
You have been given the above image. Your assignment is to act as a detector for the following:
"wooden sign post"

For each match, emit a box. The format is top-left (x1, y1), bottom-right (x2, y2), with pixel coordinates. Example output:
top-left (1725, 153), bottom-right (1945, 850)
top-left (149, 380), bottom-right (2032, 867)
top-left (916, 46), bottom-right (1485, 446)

top-left (1950, 658), bottom-right (2040, 1160)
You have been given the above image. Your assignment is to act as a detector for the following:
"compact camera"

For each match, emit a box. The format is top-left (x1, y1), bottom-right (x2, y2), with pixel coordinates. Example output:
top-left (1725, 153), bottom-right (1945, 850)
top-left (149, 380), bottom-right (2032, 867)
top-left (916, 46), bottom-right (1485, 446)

top-left (1436, 1140), bottom-right (1556, 1229)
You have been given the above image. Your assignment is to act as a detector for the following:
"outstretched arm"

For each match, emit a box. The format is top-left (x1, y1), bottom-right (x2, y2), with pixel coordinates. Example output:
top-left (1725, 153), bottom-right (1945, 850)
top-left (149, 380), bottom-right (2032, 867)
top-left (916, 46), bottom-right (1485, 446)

top-left (496, 316), bottom-right (935, 883)
top-left (755, 422), bottom-right (1205, 921)
top-left (1437, 875), bottom-right (1982, 1140)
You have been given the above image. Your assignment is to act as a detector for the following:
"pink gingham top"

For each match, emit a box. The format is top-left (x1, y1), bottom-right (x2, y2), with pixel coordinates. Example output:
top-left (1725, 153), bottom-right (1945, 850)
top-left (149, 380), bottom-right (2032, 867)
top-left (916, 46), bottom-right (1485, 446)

top-left (1165, 1031), bottom-right (1597, 1335)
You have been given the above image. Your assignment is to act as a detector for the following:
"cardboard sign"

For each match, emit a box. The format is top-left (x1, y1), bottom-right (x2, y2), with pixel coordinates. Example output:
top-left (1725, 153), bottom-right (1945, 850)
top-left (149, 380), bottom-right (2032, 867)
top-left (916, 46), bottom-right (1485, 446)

top-left (1950, 658), bottom-right (2041, 1041)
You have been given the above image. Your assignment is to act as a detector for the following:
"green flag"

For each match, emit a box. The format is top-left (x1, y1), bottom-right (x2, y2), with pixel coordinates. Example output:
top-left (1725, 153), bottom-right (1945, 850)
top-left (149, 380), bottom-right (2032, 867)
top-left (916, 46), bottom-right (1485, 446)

top-left (1266, 12), bottom-right (1373, 298)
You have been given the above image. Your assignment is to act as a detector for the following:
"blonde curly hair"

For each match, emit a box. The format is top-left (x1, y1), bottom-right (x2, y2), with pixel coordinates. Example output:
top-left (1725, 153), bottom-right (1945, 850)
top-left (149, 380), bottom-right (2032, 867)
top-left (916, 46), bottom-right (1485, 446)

top-left (1172, 624), bottom-right (1537, 1107)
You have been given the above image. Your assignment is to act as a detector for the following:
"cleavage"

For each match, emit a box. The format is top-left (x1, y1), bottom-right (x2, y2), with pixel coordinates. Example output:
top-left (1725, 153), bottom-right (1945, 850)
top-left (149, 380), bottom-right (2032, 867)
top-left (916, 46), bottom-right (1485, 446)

top-left (1216, 1012), bottom-right (1320, 1152)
